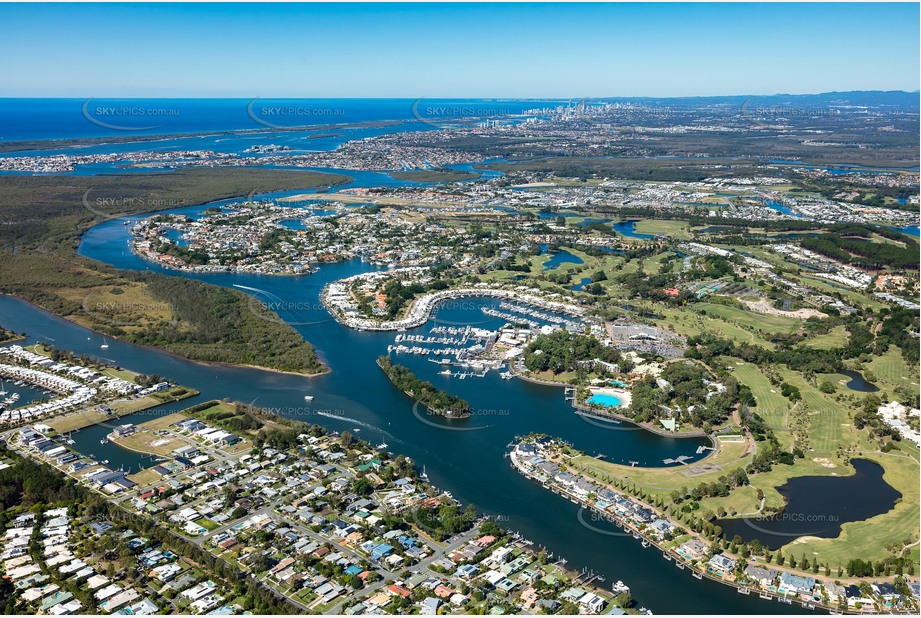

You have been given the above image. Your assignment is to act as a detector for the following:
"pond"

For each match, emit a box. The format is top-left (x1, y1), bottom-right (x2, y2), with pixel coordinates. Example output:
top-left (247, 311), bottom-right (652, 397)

top-left (840, 369), bottom-right (880, 393)
top-left (542, 250), bottom-right (584, 271)
top-left (612, 220), bottom-right (655, 239)
top-left (717, 459), bottom-right (900, 549)
top-left (569, 277), bottom-right (591, 291)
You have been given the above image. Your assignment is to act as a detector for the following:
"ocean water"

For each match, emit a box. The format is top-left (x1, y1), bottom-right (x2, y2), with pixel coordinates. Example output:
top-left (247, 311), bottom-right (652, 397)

top-left (0, 98), bottom-right (558, 142)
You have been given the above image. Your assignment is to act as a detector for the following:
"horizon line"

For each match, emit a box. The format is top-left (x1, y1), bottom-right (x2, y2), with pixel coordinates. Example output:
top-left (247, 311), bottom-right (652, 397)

top-left (1, 90), bottom-right (919, 101)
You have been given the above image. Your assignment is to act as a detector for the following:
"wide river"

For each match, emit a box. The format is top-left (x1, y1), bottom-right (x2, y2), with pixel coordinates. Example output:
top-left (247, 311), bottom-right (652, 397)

top-left (0, 179), bottom-right (804, 615)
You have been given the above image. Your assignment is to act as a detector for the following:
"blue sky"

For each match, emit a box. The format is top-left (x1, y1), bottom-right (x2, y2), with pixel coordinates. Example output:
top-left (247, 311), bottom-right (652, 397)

top-left (2, 3), bottom-right (918, 97)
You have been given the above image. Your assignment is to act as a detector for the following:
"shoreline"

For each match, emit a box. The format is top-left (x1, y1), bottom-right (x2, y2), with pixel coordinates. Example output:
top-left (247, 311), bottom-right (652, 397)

top-left (0, 119), bottom-right (408, 154)
top-left (507, 360), bottom-right (718, 447)
top-left (323, 283), bottom-right (591, 332)
top-left (2, 294), bottom-right (330, 379)
top-left (509, 439), bottom-right (912, 615)
top-left (376, 357), bottom-right (472, 419)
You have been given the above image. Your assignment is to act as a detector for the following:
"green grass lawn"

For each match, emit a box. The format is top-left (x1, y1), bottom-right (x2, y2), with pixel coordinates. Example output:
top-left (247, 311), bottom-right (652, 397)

top-left (866, 348), bottom-right (920, 400)
top-left (732, 361), bottom-right (791, 445)
top-left (571, 439), bottom-right (755, 506)
top-left (647, 304), bottom-right (778, 348)
top-left (633, 219), bottom-right (691, 238)
top-left (695, 302), bottom-right (802, 335)
top-left (808, 325), bottom-right (849, 349)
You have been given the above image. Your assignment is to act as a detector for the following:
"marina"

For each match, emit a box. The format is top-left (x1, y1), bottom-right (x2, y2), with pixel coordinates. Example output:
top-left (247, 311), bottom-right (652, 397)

top-left (0, 277), bottom-right (768, 616)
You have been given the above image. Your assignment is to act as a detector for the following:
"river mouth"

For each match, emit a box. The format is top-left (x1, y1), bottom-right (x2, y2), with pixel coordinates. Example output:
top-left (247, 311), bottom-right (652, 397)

top-left (716, 459), bottom-right (900, 549)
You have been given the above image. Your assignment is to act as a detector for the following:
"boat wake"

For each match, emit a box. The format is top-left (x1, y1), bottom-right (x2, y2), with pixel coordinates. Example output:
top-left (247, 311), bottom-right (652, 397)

top-left (233, 283), bottom-right (280, 298)
top-left (313, 410), bottom-right (393, 439)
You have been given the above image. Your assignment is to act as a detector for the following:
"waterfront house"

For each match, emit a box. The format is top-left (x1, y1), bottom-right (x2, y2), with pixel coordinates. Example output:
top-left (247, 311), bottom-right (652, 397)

top-left (845, 584), bottom-right (876, 608)
top-left (872, 583), bottom-right (905, 607)
top-left (707, 553), bottom-right (737, 575)
top-left (779, 572), bottom-right (816, 597)
top-left (489, 545), bottom-right (514, 565)
top-left (743, 564), bottom-right (778, 588)
top-left (823, 581), bottom-right (845, 604)
top-left (578, 592), bottom-right (606, 614)
top-left (649, 518), bottom-right (674, 538)
top-left (111, 424), bottom-right (136, 438)
top-left (677, 538), bottom-right (708, 561)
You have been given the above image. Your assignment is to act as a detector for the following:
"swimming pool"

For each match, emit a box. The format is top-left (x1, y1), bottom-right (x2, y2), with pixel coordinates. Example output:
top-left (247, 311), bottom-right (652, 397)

top-left (587, 393), bottom-right (622, 407)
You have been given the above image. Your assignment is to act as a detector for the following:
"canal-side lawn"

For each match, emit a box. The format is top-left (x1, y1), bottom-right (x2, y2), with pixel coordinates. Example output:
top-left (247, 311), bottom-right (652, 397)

top-left (111, 425), bottom-right (191, 457)
top-left (570, 438), bottom-right (755, 508)
top-left (45, 387), bottom-right (196, 434)
top-left (128, 467), bottom-right (162, 486)
top-left (47, 408), bottom-right (113, 434)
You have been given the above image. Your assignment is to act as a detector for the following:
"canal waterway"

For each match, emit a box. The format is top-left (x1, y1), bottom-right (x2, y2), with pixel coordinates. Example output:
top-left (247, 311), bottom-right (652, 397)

top-left (0, 187), bottom-right (806, 616)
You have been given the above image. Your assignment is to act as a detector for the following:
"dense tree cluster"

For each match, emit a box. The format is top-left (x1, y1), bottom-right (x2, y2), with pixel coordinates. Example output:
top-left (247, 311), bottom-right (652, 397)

top-left (801, 233), bottom-right (918, 271)
top-left (614, 272), bottom-right (691, 303)
top-left (877, 306), bottom-right (921, 363)
top-left (413, 503), bottom-right (479, 542)
top-left (670, 468), bottom-right (750, 504)
top-left (0, 325), bottom-right (20, 343)
top-left (126, 276), bottom-right (324, 374)
top-left (628, 361), bottom-right (738, 429)
top-left (523, 330), bottom-right (621, 374)
top-left (379, 277), bottom-right (449, 318)
top-left (378, 356), bottom-right (471, 417)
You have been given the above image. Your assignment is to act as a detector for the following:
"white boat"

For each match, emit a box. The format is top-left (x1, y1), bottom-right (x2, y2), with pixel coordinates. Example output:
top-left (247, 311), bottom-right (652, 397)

top-left (100, 338), bottom-right (109, 349)
top-left (304, 395), bottom-right (314, 402)
top-left (612, 581), bottom-right (630, 594)
top-left (376, 442), bottom-right (388, 450)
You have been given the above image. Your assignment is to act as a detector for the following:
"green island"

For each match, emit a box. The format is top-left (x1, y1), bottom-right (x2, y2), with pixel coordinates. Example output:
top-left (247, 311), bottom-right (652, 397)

top-left (377, 356), bottom-right (472, 417)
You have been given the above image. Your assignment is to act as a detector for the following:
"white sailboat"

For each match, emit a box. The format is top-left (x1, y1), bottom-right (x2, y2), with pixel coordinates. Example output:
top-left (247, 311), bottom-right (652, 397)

top-left (100, 338), bottom-right (109, 349)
